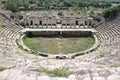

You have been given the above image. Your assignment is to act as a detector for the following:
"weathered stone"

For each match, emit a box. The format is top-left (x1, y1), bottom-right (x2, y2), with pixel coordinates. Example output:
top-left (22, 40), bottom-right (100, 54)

top-left (29, 74), bottom-right (37, 80)
top-left (99, 70), bottom-right (111, 77)
top-left (68, 74), bottom-right (76, 80)
top-left (93, 77), bottom-right (105, 80)
top-left (37, 75), bottom-right (50, 80)
top-left (107, 75), bottom-right (120, 80)
top-left (77, 70), bottom-right (88, 75)
top-left (52, 77), bottom-right (70, 80)
top-left (109, 69), bottom-right (118, 75)
top-left (83, 77), bottom-right (91, 80)
top-left (76, 76), bottom-right (82, 80)
top-left (91, 73), bottom-right (99, 77)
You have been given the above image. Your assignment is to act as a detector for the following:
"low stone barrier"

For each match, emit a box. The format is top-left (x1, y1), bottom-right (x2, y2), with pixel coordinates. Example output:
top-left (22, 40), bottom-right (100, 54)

top-left (18, 29), bottom-right (100, 59)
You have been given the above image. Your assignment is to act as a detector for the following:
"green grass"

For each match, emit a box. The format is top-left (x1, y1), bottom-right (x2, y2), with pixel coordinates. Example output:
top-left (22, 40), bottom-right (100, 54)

top-left (35, 68), bottom-right (73, 77)
top-left (0, 14), bottom-right (4, 20)
top-left (0, 66), bottom-right (6, 71)
top-left (23, 37), bottom-right (95, 54)
top-left (97, 53), bottom-right (105, 58)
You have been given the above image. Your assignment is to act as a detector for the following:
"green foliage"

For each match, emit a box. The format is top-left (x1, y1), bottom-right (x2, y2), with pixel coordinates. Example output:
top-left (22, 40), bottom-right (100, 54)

top-left (1, 0), bottom-right (6, 4)
top-left (103, 5), bottom-right (120, 18)
top-left (29, 4), bottom-right (38, 10)
top-left (63, 1), bottom-right (72, 7)
top-left (97, 53), bottom-right (105, 58)
top-left (3, 0), bottom-right (116, 12)
top-left (85, 0), bottom-right (120, 3)
top-left (0, 66), bottom-right (6, 71)
top-left (35, 68), bottom-right (73, 77)
top-left (4, 0), bottom-right (29, 12)
top-left (29, 0), bottom-right (36, 4)
top-left (89, 37), bottom-right (94, 42)
top-left (4, 0), bottom-right (20, 12)
top-left (0, 25), bottom-right (6, 28)
top-left (89, 12), bottom-right (100, 21)
top-left (22, 0), bottom-right (29, 8)
top-left (78, 1), bottom-right (88, 7)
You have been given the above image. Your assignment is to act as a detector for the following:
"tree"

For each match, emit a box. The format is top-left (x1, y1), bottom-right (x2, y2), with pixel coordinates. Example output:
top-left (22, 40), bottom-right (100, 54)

top-left (63, 1), bottom-right (72, 7)
top-left (29, 4), bottom-right (38, 10)
top-left (22, 0), bottom-right (29, 8)
top-left (5, 0), bottom-right (20, 12)
top-left (78, 1), bottom-right (87, 7)
top-left (89, 11), bottom-right (100, 21)
top-left (103, 5), bottom-right (120, 18)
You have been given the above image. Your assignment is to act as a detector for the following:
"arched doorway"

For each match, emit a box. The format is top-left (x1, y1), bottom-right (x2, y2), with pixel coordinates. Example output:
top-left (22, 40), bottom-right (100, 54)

top-left (30, 20), bottom-right (33, 25)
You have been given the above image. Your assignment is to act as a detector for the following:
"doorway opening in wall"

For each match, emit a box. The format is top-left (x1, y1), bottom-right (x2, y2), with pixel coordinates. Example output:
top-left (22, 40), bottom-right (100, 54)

top-left (57, 20), bottom-right (62, 24)
top-left (76, 20), bottom-right (78, 25)
top-left (39, 21), bottom-right (42, 25)
top-left (30, 20), bottom-right (33, 25)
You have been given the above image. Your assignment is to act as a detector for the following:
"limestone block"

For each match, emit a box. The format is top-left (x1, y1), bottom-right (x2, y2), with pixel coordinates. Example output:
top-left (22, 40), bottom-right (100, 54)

top-left (69, 74), bottom-right (76, 80)
top-left (107, 75), bottom-right (120, 80)
top-left (93, 77), bottom-right (105, 80)
top-left (37, 75), bottom-right (50, 80)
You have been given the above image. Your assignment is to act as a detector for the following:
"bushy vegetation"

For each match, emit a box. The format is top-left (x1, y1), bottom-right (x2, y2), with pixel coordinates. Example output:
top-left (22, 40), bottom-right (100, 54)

top-left (97, 53), bottom-right (105, 58)
top-left (89, 11), bottom-right (100, 21)
top-left (4, 0), bottom-right (29, 12)
top-left (3, 0), bottom-right (114, 12)
top-left (35, 68), bottom-right (73, 77)
top-left (0, 66), bottom-right (6, 71)
top-left (0, 25), bottom-right (6, 28)
top-left (85, 0), bottom-right (120, 3)
top-left (103, 5), bottom-right (120, 18)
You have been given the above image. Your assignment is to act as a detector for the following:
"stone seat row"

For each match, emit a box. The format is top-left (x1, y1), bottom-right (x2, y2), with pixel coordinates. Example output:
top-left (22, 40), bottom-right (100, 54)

top-left (96, 21), bottom-right (120, 32)
top-left (94, 14), bottom-right (120, 55)
top-left (25, 25), bottom-right (89, 29)
top-left (96, 15), bottom-right (120, 32)
top-left (96, 26), bottom-right (120, 40)
top-left (0, 20), bottom-right (23, 46)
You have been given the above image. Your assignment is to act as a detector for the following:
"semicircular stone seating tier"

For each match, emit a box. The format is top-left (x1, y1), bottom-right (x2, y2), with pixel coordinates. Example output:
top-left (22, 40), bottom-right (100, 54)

top-left (94, 13), bottom-right (120, 57)
top-left (0, 12), bottom-right (120, 80)
top-left (0, 19), bottom-right (23, 46)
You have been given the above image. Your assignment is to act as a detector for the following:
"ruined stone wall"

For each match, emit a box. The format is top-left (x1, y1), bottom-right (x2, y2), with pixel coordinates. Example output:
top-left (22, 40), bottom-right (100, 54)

top-left (26, 31), bottom-right (92, 37)
top-left (19, 7), bottom-right (68, 11)
top-left (62, 31), bottom-right (92, 37)
top-left (23, 16), bottom-right (93, 26)
top-left (42, 19), bottom-right (56, 25)
top-left (77, 19), bottom-right (85, 25)
top-left (62, 18), bottom-right (76, 25)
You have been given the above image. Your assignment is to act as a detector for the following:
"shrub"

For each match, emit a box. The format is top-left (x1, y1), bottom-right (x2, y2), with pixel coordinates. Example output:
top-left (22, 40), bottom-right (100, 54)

top-left (0, 66), bottom-right (6, 71)
top-left (98, 53), bottom-right (105, 58)
top-left (103, 5), bottom-right (120, 18)
top-left (35, 68), bottom-right (73, 77)
top-left (89, 12), bottom-right (100, 21)
top-left (0, 25), bottom-right (6, 28)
